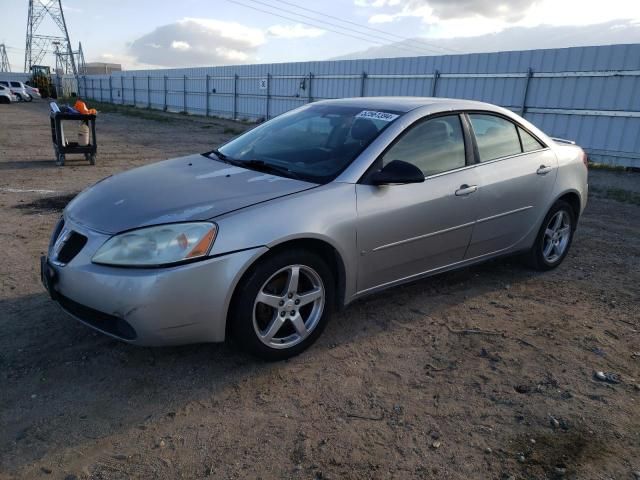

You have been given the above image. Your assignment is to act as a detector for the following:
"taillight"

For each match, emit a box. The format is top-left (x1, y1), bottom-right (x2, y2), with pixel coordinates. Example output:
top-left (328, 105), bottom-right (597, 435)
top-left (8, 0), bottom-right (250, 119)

top-left (581, 150), bottom-right (588, 168)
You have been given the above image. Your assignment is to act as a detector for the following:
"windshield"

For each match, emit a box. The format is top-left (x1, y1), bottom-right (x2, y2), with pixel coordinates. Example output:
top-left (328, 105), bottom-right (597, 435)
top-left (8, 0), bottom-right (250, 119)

top-left (216, 104), bottom-right (402, 183)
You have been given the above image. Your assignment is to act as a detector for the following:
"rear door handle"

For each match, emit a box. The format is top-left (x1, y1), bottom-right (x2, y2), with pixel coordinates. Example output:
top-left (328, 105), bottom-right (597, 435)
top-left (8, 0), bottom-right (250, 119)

top-left (455, 184), bottom-right (478, 196)
top-left (537, 165), bottom-right (553, 175)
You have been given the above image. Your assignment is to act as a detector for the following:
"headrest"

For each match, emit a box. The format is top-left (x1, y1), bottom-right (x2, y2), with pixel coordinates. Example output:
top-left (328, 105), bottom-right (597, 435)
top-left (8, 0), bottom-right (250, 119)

top-left (423, 121), bottom-right (448, 141)
top-left (351, 119), bottom-right (378, 141)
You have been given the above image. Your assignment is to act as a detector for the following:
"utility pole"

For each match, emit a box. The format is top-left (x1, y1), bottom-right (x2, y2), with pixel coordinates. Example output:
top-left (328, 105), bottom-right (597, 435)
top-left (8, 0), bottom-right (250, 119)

top-left (0, 44), bottom-right (10, 72)
top-left (24, 0), bottom-right (77, 76)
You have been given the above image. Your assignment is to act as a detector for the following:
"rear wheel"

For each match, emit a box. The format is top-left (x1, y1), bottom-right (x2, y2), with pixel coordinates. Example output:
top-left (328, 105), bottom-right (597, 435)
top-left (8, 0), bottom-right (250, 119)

top-left (526, 200), bottom-right (576, 270)
top-left (229, 249), bottom-right (334, 360)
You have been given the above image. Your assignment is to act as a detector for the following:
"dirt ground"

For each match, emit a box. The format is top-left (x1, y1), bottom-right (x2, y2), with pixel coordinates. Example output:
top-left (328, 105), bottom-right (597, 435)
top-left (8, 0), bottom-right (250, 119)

top-left (1, 101), bottom-right (639, 480)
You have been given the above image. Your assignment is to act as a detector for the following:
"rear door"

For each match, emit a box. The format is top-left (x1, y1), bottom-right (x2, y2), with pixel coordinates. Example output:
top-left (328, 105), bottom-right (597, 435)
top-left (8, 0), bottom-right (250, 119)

top-left (355, 114), bottom-right (480, 293)
top-left (464, 113), bottom-right (557, 258)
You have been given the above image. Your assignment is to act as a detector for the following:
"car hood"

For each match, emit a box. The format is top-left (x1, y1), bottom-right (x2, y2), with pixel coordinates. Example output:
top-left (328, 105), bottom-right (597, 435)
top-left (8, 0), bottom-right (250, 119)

top-left (65, 154), bottom-right (318, 234)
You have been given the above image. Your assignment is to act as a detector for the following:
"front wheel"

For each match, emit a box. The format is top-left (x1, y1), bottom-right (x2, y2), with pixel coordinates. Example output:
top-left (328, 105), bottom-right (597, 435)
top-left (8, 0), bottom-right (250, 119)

top-left (228, 250), bottom-right (334, 360)
top-left (526, 200), bottom-right (576, 270)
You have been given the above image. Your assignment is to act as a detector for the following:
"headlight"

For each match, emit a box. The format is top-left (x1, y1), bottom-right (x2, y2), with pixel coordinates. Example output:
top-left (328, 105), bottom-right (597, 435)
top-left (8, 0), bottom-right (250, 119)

top-left (92, 222), bottom-right (217, 267)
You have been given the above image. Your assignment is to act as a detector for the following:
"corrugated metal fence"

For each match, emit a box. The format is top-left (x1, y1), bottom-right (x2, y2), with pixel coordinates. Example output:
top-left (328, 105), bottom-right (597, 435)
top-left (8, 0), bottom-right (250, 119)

top-left (77, 44), bottom-right (640, 167)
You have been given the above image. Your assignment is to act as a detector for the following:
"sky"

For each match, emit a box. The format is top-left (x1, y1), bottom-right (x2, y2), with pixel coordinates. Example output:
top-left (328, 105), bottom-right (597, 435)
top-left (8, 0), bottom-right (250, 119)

top-left (1, 0), bottom-right (639, 71)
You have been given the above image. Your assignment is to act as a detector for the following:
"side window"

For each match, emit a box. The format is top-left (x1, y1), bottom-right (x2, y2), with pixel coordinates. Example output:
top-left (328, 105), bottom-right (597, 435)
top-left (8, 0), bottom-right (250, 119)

top-left (382, 115), bottom-right (466, 176)
top-left (469, 114), bottom-right (521, 162)
top-left (10, 82), bottom-right (21, 88)
top-left (519, 126), bottom-right (545, 152)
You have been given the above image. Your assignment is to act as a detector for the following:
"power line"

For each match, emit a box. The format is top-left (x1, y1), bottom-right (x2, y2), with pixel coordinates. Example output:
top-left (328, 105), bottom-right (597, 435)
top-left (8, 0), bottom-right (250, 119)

top-left (223, 0), bottom-right (448, 57)
top-left (266, 0), bottom-right (460, 54)
top-left (238, 0), bottom-right (444, 55)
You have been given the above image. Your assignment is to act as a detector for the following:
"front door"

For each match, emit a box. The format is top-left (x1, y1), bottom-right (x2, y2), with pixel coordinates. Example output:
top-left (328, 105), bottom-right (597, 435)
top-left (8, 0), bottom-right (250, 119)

top-left (355, 114), bottom-right (480, 293)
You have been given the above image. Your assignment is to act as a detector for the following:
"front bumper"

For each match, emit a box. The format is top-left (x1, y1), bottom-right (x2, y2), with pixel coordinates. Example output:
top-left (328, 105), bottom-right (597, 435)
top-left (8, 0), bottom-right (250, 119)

top-left (43, 218), bottom-right (267, 346)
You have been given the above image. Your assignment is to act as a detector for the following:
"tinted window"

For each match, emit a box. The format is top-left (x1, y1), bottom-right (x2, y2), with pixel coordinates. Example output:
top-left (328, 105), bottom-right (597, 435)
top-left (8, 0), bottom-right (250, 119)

top-left (0, 81), bottom-right (7, 86)
top-left (519, 126), bottom-right (545, 152)
top-left (469, 114), bottom-right (521, 162)
top-left (10, 82), bottom-right (21, 88)
top-left (382, 115), bottom-right (466, 176)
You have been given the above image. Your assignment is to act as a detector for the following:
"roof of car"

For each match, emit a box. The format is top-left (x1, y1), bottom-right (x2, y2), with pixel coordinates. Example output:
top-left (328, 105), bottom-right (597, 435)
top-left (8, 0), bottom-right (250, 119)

top-left (313, 96), bottom-right (497, 113)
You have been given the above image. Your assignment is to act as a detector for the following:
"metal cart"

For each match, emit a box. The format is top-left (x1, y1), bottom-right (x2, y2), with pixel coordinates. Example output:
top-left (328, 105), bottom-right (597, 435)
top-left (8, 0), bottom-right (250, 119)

top-left (50, 111), bottom-right (97, 166)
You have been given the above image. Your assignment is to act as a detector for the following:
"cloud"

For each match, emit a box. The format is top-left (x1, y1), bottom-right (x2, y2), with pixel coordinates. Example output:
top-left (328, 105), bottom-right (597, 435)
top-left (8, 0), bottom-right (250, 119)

top-left (369, 14), bottom-right (396, 23)
top-left (267, 24), bottom-right (326, 38)
top-left (128, 18), bottom-right (265, 67)
top-left (401, 0), bottom-right (536, 22)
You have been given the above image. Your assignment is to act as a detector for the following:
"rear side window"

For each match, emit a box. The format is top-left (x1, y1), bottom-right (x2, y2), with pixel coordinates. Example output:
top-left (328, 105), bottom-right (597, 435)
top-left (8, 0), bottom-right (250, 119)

top-left (0, 81), bottom-right (8, 86)
top-left (519, 126), bottom-right (545, 152)
top-left (10, 82), bottom-right (21, 87)
top-left (382, 115), bottom-right (466, 176)
top-left (469, 114), bottom-right (521, 162)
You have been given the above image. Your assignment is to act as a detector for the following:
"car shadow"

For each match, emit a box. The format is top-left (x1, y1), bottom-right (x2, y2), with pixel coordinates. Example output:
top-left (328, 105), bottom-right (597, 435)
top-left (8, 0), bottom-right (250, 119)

top-left (0, 255), bottom-right (540, 473)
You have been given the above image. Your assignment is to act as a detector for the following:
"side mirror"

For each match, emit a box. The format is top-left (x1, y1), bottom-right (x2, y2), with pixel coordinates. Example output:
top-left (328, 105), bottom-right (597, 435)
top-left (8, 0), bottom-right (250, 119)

top-left (369, 160), bottom-right (425, 185)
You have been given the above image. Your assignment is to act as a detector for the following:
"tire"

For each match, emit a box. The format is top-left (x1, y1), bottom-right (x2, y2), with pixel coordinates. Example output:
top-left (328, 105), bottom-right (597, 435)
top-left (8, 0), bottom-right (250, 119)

top-left (25, 94), bottom-right (33, 102)
top-left (525, 200), bottom-right (576, 271)
top-left (89, 154), bottom-right (96, 165)
top-left (0, 97), bottom-right (9, 104)
top-left (55, 153), bottom-right (65, 166)
top-left (228, 249), bottom-right (335, 360)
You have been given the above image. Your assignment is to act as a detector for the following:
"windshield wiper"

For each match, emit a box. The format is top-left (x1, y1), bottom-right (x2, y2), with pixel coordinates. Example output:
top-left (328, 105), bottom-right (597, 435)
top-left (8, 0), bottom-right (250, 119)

top-left (207, 148), bottom-right (234, 164)
top-left (236, 159), bottom-right (304, 181)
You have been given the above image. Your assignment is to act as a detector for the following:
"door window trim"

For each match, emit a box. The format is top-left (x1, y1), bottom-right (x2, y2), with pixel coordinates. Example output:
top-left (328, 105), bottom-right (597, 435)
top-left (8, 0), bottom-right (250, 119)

top-left (359, 111), bottom-right (474, 184)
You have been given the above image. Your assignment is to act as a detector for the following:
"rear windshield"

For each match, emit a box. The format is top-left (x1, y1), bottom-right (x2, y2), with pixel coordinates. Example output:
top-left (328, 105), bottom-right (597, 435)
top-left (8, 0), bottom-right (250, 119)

top-left (217, 104), bottom-right (402, 183)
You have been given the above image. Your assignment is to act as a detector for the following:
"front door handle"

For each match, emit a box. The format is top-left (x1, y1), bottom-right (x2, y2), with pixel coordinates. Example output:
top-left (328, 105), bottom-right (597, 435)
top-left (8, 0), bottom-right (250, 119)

top-left (455, 184), bottom-right (478, 196)
top-left (537, 165), bottom-right (553, 175)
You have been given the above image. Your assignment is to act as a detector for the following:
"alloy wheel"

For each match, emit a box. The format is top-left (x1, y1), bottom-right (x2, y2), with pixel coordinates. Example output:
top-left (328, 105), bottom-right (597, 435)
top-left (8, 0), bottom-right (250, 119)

top-left (542, 209), bottom-right (571, 263)
top-left (252, 264), bottom-right (325, 349)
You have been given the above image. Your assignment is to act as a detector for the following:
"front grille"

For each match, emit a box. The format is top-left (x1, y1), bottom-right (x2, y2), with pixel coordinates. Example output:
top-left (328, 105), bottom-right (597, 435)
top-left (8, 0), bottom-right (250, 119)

top-left (57, 231), bottom-right (87, 264)
top-left (57, 294), bottom-right (137, 340)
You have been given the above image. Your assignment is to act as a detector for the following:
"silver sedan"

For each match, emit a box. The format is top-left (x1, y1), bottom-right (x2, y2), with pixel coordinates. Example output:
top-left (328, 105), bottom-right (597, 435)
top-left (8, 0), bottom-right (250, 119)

top-left (41, 97), bottom-right (588, 359)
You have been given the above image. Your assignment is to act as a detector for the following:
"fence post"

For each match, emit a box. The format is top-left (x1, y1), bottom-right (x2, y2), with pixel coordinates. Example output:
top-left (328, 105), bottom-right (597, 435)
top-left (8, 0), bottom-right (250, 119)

top-left (308, 73), bottom-right (313, 103)
top-left (183, 75), bottom-right (187, 113)
top-left (133, 75), bottom-right (136, 106)
top-left (120, 76), bottom-right (124, 104)
top-left (91, 78), bottom-right (95, 99)
top-left (205, 74), bottom-right (210, 117)
top-left (233, 74), bottom-right (238, 120)
top-left (360, 71), bottom-right (367, 97)
top-left (163, 75), bottom-right (167, 111)
top-left (520, 67), bottom-right (534, 115)
top-left (147, 75), bottom-right (151, 109)
top-left (109, 76), bottom-right (113, 103)
top-left (431, 70), bottom-right (440, 97)
top-left (83, 76), bottom-right (87, 98)
top-left (265, 73), bottom-right (270, 119)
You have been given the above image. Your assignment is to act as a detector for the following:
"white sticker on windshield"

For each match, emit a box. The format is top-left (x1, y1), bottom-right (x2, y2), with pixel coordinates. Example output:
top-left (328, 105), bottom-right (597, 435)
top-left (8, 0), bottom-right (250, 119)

top-left (355, 110), bottom-right (399, 122)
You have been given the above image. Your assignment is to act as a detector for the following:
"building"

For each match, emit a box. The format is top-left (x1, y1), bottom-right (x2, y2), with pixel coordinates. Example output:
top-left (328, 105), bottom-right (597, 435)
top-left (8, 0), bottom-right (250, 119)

top-left (84, 62), bottom-right (122, 75)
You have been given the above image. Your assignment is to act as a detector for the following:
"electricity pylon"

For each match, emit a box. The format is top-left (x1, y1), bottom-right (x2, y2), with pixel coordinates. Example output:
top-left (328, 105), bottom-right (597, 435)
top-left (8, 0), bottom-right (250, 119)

top-left (24, 0), bottom-right (77, 76)
top-left (0, 44), bottom-right (10, 72)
